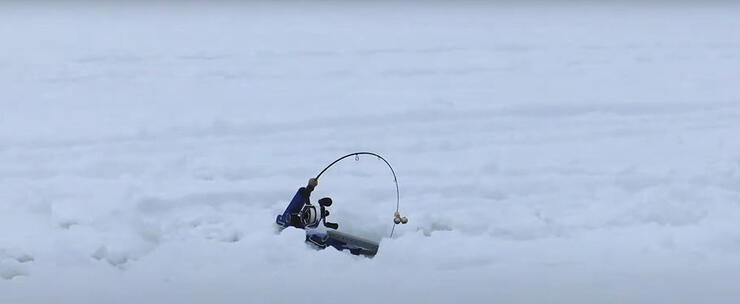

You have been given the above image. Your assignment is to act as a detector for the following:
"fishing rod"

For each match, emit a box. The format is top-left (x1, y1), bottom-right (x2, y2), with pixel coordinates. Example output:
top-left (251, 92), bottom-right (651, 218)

top-left (275, 152), bottom-right (407, 257)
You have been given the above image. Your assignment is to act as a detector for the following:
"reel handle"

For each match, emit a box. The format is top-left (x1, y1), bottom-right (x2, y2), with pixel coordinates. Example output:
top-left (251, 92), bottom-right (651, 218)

top-left (319, 197), bottom-right (338, 230)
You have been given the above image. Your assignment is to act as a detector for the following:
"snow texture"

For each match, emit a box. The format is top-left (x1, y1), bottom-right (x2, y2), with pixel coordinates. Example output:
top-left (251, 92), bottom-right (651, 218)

top-left (2, 1), bottom-right (740, 303)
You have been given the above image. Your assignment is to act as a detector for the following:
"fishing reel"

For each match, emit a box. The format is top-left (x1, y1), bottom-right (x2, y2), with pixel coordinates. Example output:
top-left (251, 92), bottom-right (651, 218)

top-left (275, 178), bottom-right (335, 230)
top-left (295, 195), bottom-right (339, 230)
top-left (275, 152), bottom-right (406, 257)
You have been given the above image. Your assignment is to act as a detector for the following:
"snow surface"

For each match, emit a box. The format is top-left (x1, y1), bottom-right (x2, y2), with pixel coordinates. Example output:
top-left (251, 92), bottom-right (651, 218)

top-left (2, 1), bottom-right (740, 303)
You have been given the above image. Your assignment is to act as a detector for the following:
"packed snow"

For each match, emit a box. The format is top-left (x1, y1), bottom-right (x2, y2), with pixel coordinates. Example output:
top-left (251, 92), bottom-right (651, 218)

top-left (2, 1), bottom-right (740, 303)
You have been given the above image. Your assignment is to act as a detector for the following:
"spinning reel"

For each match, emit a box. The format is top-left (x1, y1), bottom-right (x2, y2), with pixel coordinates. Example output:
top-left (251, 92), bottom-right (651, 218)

top-left (283, 178), bottom-right (339, 230)
top-left (275, 152), bottom-right (407, 257)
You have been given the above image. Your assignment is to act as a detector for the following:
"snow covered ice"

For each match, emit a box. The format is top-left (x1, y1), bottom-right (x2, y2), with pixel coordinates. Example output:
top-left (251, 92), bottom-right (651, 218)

top-left (2, 1), bottom-right (740, 303)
